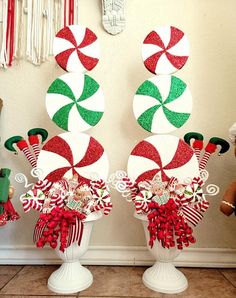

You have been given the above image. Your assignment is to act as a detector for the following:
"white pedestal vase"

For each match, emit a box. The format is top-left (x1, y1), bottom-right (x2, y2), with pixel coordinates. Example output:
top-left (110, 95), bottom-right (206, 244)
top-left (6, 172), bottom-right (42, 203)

top-left (134, 213), bottom-right (188, 294)
top-left (48, 211), bottom-right (102, 294)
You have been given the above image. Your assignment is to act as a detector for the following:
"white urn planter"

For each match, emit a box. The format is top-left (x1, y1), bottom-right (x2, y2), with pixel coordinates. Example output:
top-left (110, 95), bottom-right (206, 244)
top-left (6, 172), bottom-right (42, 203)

top-left (48, 211), bottom-right (102, 294)
top-left (134, 212), bottom-right (188, 294)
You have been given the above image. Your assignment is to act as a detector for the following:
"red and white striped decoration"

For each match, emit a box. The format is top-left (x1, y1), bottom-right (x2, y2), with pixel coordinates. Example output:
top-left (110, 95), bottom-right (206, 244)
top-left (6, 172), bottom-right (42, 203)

top-left (93, 202), bottom-right (113, 215)
top-left (21, 189), bottom-right (45, 213)
top-left (50, 194), bottom-right (65, 208)
top-left (90, 179), bottom-right (111, 211)
top-left (181, 205), bottom-right (203, 226)
top-left (16, 139), bottom-right (37, 168)
top-left (134, 189), bottom-right (152, 214)
top-left (30, 143), bottom-right (40, 160)
top-left (21, 146), bottom-right (37, 168)
top-left (122, 176), bottom-right (138, 201)
top-left (33, 218), bottom-right (46, 243)
top-left (33, 179), bottom-right (53, 192)
top-left (167, 176), bottom-right (178, 191)
top-left (199, 151), bottom-right (211, 170)
top-left (67, 217), bottom-right (84, 247)
top-left (135, 201), bottom-right (150, 214)
top-left (194, 148), bottom-right (201, 164)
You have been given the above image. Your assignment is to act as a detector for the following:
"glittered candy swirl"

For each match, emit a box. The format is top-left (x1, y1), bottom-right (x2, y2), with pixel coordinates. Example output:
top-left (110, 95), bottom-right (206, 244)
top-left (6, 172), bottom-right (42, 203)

top-left (127, 135), bottom-right (199, 184)
top-left (142, 26), bottom-right (189, 75)
top-left (53, 25), bottom-right (100, 73)
top-left (37, 132), bottom-right (109, 184)
top-left (133, 75), bottom-right (192, 134)
top-left (46, 72), bottom-right (105, 132)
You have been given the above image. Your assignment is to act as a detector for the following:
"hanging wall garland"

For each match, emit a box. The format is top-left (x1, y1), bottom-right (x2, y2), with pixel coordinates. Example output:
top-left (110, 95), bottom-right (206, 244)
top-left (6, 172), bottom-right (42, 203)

top-left (0, 0), bottom-right (80, 68)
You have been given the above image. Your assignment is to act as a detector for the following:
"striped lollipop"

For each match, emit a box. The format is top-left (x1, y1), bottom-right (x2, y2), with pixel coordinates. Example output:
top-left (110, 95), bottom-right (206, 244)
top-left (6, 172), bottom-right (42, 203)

top-left (46, 73), bottom-right (104, 132)
top-left (142, 26), bottom-right (189, 75)
top-left (133, 75), bottom-right (192, 134)
top-left (37, 132), bottom-right (109, 184)
top-left (53, 25), bottom-right (100, 73)
top-left (127, 135), bottom-right (199, 184)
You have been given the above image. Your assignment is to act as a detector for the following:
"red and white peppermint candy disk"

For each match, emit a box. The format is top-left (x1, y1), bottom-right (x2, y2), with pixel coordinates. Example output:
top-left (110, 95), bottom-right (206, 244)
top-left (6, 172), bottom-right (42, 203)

top-left (142, 26), bottom-right (189, 75)
top-left (37, 132), bottom-right (109, 184)
top-left (53, 25), bottom-right (100, 73)
top-left (127, 135), bottom-right (199, 184)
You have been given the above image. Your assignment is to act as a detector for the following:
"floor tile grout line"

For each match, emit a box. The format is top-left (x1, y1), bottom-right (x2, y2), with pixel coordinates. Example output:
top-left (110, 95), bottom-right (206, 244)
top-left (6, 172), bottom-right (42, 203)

top-left (0, 265), bottom-right (25, 292)
top-left (78, 296), bottom-right (163, 298)
top-left (0, 295), bottom-right (77, 297)
top-left (218, 269), bottom-right (236, 289)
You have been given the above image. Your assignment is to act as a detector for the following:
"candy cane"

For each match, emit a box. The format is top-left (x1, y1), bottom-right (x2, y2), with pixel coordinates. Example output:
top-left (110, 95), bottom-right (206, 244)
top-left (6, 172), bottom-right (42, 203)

top-left (33, 179), bottom-right (52, 192)
top-left (135, 201), bottom-right (149, 214)
top-left (199, 137), bottom-right (230, 170)
top-left (103, 202), bottom-right (112, 215)
top-left (184, 132), bottom-right (204, 164)
top-left (93, 202), bottom-right (113, 215)
top-left (122, 176), bottom-right (138, 201)
top-left (28, 128), bottom-right (48, 161)
top-left (50, 194), bottom-right (64, 208)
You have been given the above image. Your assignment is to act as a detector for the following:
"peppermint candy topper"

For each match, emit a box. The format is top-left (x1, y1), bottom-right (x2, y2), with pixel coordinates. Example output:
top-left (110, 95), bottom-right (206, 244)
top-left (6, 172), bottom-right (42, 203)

top-left (46, 73), bottom-right (104, 132)
top-left (53, 25), bottom-right (100, 73)
top-left (37, 132), bottom-right (109, 184)
top-left (142, 26), bottom-right (189, 75)
top-left (127, 135), bottom-right (199, 184)
top-left (133, 75), bottom-right (192, 133)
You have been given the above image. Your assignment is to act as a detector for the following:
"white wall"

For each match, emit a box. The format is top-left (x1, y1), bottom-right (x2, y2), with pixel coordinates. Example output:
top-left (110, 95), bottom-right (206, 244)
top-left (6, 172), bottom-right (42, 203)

top-left (0, 0), bottom-right (236, 260)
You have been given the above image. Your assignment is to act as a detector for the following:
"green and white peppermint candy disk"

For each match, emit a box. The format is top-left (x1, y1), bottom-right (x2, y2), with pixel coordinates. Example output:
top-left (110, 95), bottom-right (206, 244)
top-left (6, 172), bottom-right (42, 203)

top-left (46, 73), bottom-right (104, 132)
top-left (133, 75), bottom-right (192, 133)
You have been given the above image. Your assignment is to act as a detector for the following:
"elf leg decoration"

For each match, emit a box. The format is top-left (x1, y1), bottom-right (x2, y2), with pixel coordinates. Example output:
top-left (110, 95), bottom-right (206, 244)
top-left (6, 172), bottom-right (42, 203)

top-left (28, 128), bottom-right (48, 160)
top-left (199, 137), bottom-right (230, 170)
top-left (102, 0), bottom-right (125, 35)
top-left (184, 132), bottom-right (204, 164)
top-left (5, 136), bottom-right (37, 168)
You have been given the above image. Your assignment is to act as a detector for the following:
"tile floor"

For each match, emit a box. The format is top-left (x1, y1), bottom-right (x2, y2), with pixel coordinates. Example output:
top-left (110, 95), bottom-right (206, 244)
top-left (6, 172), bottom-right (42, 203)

top-left (0, 265), bottom-right (235, 298)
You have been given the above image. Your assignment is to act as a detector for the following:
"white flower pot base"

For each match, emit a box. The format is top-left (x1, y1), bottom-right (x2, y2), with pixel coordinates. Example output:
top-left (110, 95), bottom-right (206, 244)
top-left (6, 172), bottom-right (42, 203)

top-left (47, 212), bottom-right (102, 294)
top-left (143, 262), bottom-right (188, 294)
top-left (48, 261), bottom-right (93, 294)
top-left (134, 212), bottom-right (188, 294)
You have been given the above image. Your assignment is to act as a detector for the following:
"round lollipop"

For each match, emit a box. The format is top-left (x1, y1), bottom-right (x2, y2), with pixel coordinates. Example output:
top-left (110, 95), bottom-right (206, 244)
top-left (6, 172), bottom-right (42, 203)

top-left (37, 132), bottom-right (109, 184)
top-left (127, 135), bottom-right (199, 184)
top-left (46, 72), bottom-right (104, 132)
top-left (53, 25), bottom-right (100, 73)
top-left (142, 26), bottom-right (189, 75)
top-left (133, 75), bottom-right (192, 134)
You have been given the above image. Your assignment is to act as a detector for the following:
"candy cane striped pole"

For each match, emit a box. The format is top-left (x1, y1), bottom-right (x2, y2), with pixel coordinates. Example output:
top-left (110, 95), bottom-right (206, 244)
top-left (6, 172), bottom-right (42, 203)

top-left (93, 202), bottom-right (113, 215)
top-left (122, 176), bottom-right (138, 201)
top-left (135, 201), bottom-right (149, 214)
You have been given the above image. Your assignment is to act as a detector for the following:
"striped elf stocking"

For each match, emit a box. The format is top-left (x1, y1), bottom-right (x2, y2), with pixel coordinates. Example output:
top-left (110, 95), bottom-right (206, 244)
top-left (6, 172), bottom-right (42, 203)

top-left (28, 135), bottom-right (41, 160)
top-left (16, 139), bottom-right (37, 168)
top-left (199, 143), bottom-right (216, 170)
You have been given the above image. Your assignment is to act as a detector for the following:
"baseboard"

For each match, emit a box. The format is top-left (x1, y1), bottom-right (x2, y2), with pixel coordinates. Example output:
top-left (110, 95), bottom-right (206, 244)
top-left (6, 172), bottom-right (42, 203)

top-left (0, 245), bottom-right (235, 267)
